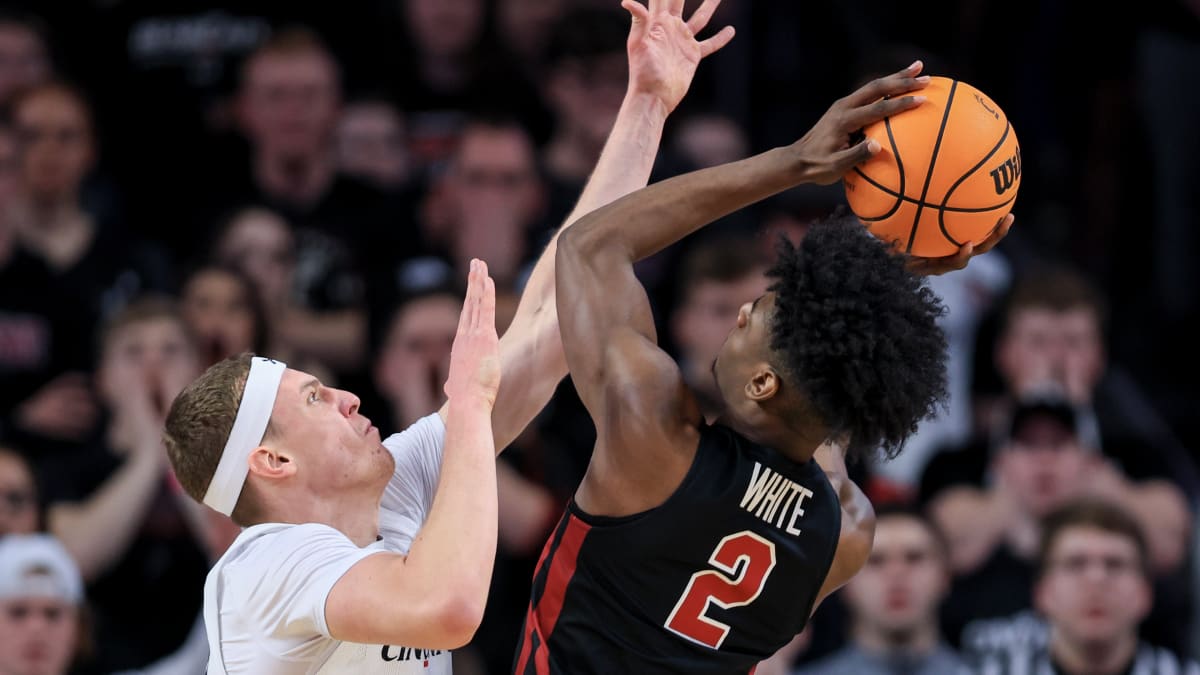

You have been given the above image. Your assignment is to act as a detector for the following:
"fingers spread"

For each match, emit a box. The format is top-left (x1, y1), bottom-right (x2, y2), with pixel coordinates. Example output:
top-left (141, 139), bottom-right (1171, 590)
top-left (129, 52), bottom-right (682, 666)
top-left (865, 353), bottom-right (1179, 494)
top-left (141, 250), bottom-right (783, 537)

top-left (699, 25), bottom-right (735, 57)
top-left (622, 0), bottom-right (649, 23)
top-left (686, 0), bottom-right (722, 33)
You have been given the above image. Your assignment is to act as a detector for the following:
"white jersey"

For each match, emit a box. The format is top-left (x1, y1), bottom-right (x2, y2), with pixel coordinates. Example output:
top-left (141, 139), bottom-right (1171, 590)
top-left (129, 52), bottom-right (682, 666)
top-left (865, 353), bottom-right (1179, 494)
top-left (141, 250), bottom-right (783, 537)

top-left (203, 413), bottom-right (453, 674)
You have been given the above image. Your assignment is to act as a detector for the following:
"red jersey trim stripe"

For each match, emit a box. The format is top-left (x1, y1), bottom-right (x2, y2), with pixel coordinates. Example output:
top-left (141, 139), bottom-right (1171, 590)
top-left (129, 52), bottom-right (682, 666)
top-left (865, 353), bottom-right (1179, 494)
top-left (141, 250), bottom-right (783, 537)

top-left (515, 514), bottom-right (591, 674)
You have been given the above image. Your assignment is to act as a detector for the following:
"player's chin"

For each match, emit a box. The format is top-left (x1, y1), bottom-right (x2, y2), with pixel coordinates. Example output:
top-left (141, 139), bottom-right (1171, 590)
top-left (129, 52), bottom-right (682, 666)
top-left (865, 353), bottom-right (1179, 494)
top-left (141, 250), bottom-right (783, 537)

top-left (374, 445), bottom-right (396, 475)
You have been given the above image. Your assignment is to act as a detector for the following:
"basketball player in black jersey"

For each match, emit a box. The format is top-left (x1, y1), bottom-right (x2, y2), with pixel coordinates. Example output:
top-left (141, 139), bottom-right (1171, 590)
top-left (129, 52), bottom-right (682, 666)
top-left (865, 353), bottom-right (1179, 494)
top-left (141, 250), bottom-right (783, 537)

top-left (513, 56), bottom-right (1014, 673)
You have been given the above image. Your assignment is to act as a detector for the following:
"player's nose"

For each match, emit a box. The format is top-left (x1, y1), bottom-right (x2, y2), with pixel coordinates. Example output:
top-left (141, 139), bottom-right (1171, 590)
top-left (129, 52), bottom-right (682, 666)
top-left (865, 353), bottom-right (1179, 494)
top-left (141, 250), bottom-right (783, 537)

top-left (335, 388), bottom-right (361, 418)
top-left (737, 302), bottom-right (752, 328)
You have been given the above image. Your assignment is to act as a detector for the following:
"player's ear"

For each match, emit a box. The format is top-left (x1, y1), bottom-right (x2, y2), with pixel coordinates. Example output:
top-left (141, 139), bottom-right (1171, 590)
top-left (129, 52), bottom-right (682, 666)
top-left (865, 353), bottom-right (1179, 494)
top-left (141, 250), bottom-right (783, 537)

top-left (247, 445), bottom-right (295, 482)
top-left (745, 366), bottom-right (779, 401)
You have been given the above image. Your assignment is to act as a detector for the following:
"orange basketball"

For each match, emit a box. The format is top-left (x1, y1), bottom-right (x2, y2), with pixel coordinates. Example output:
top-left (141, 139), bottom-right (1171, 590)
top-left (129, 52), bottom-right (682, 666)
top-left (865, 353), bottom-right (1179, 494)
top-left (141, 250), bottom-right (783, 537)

top-left (843, 76), bottom-right (1020, 258)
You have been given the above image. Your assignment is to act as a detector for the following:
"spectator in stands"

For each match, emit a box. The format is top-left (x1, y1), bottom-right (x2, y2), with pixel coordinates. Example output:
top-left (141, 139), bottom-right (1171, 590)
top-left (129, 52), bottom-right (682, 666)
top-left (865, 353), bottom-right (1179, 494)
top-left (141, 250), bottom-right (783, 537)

top-left (39, 297), bottom-right (209, 673)
top-left (371, 286), bottom-right (460, 431)
top-left (335, 96), bottom-right (411, 191)
top-left (8, 82), bottom-right (169, 329)
top-left (209, 206), bottom-right (339, 384)
top-left (375, 116), bottom-right (542, 332)
top-left (0, 535), bottom-right (84, 675)
top-left (234, 28), bottom-right (342, 210)
top-left (0, 10), bottom-right (51, 111)
top-left (496, 0), bottom-right (566, 73)
top-left (0, 123), bottom-right (96, 449)
top-left (540, 8), bottom-right (629, 203)
top-left (923, 268), bottom-right (1199, 503)
top-left (390, 0), bottom-right (508, 169)
top-left (928, 393), bottom-right (1192, 647)
top-left (970, 501), bottom-right (1200, 674)
top-left (444, 116), bottom-right (544, 288)
top-left (367, 280), bottom-right (518, 436)
top-left (794, 507), bottom-right (965, 675)
top-left (668, 238), bottom-right (769, 418)
top-left (211, 207), bottom-right (295, 326)
top-left (178, 264), bottom-right (267, 368)
top-left (402, 0), bottom-right (487, 97)
top-left (0, 446), bottom-right (38, 535)
top-left (229, 28), bottom-right (396, 372)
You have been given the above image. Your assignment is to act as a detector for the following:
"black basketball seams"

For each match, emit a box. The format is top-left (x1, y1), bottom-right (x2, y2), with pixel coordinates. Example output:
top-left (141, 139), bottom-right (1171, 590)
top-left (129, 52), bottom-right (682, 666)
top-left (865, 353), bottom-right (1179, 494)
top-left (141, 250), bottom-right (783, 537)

top-left (938, 122), bottom-right (1014, 244)
top-left (906, 79), bottom-right (958, 253)
top-left (850, 80), bottom-right (1016, 252)
top-left (850, 116), bottom-right (906, 222)
top-left (850, 179), bottom-right (1015, 216)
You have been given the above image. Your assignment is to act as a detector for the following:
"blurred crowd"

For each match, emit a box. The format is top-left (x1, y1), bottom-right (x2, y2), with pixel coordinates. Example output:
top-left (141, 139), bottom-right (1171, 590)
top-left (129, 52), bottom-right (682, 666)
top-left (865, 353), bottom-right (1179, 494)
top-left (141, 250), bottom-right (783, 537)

top-left (0, 1), bottom-right (1197, 674)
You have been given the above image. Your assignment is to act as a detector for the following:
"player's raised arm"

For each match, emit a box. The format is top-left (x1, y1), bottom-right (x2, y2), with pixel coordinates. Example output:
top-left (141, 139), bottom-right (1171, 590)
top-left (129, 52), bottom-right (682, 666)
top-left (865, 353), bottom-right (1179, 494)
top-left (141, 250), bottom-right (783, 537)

top-left (473, 0), bottom-right (736, 452)
top-left (326, 260), bottom-right (500, 648)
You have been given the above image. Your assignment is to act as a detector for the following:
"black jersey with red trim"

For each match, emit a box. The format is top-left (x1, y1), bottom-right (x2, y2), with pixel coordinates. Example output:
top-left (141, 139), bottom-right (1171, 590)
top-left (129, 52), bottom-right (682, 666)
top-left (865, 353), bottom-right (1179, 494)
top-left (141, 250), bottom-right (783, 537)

top-left (512, 422), bottom-right (842, 675)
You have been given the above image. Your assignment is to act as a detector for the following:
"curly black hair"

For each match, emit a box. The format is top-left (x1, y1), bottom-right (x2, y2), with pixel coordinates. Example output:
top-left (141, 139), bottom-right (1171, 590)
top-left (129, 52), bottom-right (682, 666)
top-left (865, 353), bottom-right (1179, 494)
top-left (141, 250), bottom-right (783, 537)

top-left (765, 216), bottom-right (948, 462)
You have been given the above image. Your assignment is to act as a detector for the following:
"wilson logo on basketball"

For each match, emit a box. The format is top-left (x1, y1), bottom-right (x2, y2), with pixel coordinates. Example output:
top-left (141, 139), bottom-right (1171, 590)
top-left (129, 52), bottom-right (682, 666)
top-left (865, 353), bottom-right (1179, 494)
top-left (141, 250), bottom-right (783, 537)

top-left (989, 147), bottom-right (1022, 195)
top-left (974, 94), bottom-right (1000, 120)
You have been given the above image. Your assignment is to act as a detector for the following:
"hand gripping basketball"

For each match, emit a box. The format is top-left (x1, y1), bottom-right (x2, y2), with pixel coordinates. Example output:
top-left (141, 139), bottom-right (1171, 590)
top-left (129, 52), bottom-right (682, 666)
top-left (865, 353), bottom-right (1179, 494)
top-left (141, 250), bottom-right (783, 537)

top-left (790, 61), bottom-right (931, 186)
top-left (444, 259), bottom-right (501, 407)
top-left (844, 75), bottom-right (1022, 259)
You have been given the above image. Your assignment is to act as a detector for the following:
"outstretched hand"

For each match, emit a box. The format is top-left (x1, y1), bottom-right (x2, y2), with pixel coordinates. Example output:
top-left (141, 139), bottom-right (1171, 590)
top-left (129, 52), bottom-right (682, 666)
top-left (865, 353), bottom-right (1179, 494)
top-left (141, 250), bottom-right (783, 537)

top-left (445, 259), bottom-right (501, 407)
top-left (791, 61), bottom-right (931, 185)
top-left (621, 0), bottom-right (735, 113)
top-left (905, 213), bottom-right (1014, 276)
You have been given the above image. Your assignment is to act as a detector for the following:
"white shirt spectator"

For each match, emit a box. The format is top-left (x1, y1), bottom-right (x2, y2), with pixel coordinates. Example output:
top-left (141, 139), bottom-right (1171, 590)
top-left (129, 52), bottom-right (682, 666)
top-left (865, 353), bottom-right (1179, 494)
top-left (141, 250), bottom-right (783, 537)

top-left (971, 642), bottom-right (1200, 675)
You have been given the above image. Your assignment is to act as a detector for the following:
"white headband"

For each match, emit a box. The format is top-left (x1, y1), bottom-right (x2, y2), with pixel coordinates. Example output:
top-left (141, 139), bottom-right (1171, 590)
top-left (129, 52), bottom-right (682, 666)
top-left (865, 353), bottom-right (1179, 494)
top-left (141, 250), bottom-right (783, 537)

top-left (202, 357), bottom-right (287, 516)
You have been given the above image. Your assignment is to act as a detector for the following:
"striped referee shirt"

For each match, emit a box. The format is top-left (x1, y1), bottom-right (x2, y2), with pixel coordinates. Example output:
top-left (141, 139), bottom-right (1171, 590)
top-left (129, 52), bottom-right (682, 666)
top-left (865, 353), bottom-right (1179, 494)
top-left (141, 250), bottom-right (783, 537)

top-left (972, 642), bottom-right (1200, 675)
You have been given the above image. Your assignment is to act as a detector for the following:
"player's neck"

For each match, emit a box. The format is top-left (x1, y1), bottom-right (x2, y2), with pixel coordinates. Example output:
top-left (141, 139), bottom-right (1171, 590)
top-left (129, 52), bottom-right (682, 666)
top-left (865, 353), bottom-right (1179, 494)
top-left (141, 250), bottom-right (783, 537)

top-left (265, 489), bottom-right (382, 547)
top-left (723, 413), bottom-right (826, 464)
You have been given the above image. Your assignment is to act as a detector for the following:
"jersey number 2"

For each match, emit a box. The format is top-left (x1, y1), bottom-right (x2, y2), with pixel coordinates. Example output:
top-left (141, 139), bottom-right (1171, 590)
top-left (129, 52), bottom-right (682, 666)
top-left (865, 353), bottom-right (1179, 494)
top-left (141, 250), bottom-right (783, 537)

top-left (665, 531), bottom-right (777, 649)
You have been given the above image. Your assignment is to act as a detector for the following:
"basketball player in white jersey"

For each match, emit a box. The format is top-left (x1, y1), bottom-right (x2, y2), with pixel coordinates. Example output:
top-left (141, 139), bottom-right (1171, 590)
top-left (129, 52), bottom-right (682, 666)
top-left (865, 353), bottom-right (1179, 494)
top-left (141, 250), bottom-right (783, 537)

top-left (161, 2), bottom-right (736, 672)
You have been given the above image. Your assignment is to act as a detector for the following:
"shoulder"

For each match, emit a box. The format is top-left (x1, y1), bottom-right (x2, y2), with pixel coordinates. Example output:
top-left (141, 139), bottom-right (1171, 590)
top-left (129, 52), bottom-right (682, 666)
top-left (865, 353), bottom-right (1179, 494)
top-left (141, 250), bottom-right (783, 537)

top-left (213, 523), bottom-right (387, 613)
top-left (221, 523), bottom-right (359, 570)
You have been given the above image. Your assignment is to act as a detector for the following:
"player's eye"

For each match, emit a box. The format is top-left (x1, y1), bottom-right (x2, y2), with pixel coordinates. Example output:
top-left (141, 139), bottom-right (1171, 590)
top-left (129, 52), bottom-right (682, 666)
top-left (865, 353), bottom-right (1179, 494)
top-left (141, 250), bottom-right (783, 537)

top-left (308, 389), bottom-right (319, 404)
